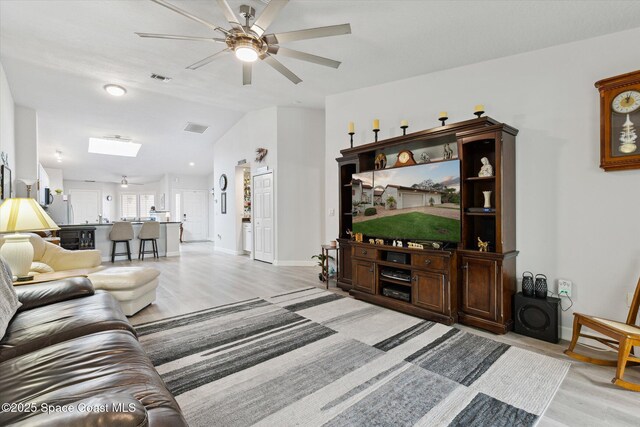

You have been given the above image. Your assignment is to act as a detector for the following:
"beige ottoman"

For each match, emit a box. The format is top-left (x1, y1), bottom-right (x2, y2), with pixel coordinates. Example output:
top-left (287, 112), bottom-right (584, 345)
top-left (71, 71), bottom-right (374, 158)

top-left (88, 267), bottom-right (160, 316)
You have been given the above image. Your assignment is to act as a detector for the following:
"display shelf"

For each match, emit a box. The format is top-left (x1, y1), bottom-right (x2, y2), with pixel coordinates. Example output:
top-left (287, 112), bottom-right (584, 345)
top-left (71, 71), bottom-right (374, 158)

top-left (465, 176), bottom-right (495, 182)
top-left (379, 276), bottom-right (412, 287)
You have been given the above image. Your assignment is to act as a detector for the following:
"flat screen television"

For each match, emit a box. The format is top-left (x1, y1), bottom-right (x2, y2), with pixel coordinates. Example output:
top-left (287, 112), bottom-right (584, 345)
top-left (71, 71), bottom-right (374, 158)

top-left (351, 160), bottom-right (461, 243)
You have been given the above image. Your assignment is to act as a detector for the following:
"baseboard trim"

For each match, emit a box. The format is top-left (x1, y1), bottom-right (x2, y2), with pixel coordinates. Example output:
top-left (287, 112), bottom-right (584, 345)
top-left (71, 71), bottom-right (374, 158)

top-left (214, 246), bottom-right (243, 256)
top-left (166, 251), bottom-right (180, 257)
top-left (273, 260), bottom-right (316, 267)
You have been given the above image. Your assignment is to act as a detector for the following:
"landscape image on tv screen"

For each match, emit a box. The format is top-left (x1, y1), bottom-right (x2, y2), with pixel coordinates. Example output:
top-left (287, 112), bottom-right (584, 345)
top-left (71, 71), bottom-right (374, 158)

top-left (351, 161), bottom-right (461, 242)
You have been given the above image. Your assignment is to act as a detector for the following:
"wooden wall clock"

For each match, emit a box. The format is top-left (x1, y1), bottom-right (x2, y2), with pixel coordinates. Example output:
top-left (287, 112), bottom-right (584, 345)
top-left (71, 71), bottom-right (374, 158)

top-left (595, 70), bottom-right (640, 171)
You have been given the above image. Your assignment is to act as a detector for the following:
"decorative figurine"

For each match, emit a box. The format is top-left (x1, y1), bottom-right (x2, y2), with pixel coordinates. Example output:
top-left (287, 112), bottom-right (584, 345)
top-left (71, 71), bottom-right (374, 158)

top-left (407, 242), bottom-right (424, 249)
top-left (346, 229), bottom-right (354, 240)
top-left (483, 190), bottom-right (492, 208)
top-left (443, 143), bottom-right (453, 160)
top-left (619, 114), bottom-right (637, 153)
top-left (478, 157), bottom-right (494, 177)
top-left (374, 153), bottom-right (387, 169)
top-left (420, 152), bottom-right (431, 163)
top-left (355, 233), bottom-right (363, 243)
top-left (369, 238), bottom-right (375, 244)
top-left (477, 237), bottom-right (489, 252)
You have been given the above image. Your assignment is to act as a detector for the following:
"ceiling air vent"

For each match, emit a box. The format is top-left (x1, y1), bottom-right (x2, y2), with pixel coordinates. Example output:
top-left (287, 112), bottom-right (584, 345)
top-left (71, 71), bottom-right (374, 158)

top-left (150, 73), bottom-right (172, 82)
top-left (184, 122), bottom-right (209, 134)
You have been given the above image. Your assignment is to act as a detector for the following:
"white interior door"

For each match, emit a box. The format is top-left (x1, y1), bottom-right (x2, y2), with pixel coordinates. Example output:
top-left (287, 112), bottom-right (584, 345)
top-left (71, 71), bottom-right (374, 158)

top-left (182, 190), bottom-right (208, 241)
top-left (68, 189), bottom-right (99, 224)
top-left (253, 172), bottom-right (274, 263)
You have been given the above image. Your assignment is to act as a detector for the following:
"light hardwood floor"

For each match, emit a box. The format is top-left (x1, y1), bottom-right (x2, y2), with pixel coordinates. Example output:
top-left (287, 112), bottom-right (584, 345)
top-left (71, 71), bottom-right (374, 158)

top-left (127, 242), bottom-right (639, 426)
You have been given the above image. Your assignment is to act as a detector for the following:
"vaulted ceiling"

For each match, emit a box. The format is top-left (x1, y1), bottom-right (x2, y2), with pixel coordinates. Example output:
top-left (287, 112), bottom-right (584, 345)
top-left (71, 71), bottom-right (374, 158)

top-left (2, 0), bottom-right (640, 182)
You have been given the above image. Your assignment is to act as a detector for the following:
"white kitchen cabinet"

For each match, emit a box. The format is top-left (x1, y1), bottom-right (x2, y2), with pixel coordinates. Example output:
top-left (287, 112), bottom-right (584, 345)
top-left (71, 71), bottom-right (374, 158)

top-left (242, 222), bottom-right (252, 252)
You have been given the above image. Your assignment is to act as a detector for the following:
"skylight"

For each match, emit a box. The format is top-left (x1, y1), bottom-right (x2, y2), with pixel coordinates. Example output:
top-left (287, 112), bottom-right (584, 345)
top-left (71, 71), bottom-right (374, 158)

top-left (88, 137), bottom-right (141, 157)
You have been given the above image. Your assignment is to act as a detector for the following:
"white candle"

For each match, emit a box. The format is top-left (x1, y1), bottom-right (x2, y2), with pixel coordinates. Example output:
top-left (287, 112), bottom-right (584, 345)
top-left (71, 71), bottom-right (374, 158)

top-left (438, 111), bottom-right (448, 119)
top-left (400, 120), bottom-right (408, 127)
top-left (373, 119), bottom-right (380, 130)
top-left (474, 104), bottom-right (484, 112)
top-left (348, 121), bottom-right (354, 133)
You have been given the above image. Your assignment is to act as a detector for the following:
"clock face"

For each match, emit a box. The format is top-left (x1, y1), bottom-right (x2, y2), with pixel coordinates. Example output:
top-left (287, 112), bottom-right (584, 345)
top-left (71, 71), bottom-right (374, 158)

top-left (219, 174), bottom-right (228, 191)
top-left (612, 90), bottom-right (640, 113)
top-left (398, 152), bottom-right (410, 163)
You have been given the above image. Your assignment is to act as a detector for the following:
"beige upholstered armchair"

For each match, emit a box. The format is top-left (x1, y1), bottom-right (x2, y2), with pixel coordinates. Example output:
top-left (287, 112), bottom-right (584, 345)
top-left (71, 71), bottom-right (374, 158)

top-left (0, 233), bottom-right (102, 275)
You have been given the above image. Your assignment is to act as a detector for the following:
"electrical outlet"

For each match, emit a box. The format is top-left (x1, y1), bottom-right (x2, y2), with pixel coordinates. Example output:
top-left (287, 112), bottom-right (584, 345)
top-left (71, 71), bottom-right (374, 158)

top-left (558, 279), bottom-right (572, 297)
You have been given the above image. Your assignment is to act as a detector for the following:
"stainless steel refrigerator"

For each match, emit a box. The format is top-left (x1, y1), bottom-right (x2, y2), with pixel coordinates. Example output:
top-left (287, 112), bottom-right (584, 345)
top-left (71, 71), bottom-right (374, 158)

top-left (45, 194), bottom-right (74, 225)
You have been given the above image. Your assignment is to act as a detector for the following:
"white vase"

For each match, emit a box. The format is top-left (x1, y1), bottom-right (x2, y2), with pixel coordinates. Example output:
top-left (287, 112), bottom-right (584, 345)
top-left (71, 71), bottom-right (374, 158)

top-left (483, 191), bottom-right (492, 208)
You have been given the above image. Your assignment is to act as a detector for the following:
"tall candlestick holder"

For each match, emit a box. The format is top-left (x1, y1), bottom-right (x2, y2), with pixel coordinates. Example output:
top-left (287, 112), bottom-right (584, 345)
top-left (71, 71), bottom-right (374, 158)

top-left (400, 125), bottom-right (408, 136)
top-left (373, 128), bottom-right (380, 142)
top-left (474, 109), bottom-right (485, 118)
top-left (348, 132), bottom-right (355, 148)
top-left (439, 116), bottom-right (448, 126)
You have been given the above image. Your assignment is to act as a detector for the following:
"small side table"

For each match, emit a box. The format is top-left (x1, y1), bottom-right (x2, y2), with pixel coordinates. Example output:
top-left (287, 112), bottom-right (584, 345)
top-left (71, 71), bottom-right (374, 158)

top-left (320, 244), bottom-right (339, 289)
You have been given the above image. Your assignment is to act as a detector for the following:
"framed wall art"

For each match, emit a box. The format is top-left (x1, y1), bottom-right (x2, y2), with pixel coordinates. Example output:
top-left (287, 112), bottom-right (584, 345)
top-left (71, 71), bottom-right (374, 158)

top-left (0, 165), bottom-right (11, 200)
top-left (221, 192), bottom-right (227, 214)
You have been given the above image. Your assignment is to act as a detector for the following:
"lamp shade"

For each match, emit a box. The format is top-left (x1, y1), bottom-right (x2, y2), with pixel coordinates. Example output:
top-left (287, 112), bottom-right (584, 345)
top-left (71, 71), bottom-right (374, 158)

top-left (0, 198), bottom-right (60, 232)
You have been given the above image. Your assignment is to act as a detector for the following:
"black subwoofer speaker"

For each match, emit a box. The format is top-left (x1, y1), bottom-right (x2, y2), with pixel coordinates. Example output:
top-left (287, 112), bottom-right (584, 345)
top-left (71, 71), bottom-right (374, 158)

top-left (514, 292), bottom-right (561, 343)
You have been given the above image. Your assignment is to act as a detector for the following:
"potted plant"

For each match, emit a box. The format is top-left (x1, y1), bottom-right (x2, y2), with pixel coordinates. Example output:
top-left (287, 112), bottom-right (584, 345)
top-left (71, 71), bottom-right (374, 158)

top-left (311, 253), bottom-right (335, 281)
top-left (386, 196), bottom-right (397, 209)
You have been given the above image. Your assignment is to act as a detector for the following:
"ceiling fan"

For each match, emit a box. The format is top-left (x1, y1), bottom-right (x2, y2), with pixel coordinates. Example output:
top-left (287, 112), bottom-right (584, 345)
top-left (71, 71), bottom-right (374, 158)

top-left (136, 0), bottom-right (351, 85)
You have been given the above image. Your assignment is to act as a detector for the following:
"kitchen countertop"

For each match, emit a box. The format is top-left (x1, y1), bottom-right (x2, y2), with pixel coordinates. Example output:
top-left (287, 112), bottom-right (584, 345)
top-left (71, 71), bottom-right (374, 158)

top-left (59, 222), bottom-right (181, 227)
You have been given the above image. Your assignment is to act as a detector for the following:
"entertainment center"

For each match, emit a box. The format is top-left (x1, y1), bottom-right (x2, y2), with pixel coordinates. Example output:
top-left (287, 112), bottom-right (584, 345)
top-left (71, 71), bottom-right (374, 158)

top-left (336, 117), bottom-right (518, 334)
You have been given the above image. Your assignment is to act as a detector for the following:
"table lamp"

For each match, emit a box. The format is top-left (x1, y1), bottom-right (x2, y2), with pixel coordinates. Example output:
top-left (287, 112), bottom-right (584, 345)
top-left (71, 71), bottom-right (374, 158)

top-left (0, 198), bottom-right (60, 281)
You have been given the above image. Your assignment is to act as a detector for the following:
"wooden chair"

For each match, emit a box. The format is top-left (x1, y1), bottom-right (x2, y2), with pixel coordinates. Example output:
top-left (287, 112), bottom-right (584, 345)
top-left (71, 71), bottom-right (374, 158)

top-left (565, 276), bottom-right (640, 391)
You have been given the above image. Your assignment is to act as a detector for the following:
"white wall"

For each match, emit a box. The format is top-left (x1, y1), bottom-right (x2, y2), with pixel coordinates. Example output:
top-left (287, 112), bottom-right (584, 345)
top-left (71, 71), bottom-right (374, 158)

top-left (277, 107), bottom-right (325, 265)
top-left (212, 107), bottom-right (278, 255)
top-left (324, 28), bottom-right (640, 339)
top-left (63, 180), bottom-right (119, 221)
top-left (14, 105), bottom-right (38, 196)
top-left (0, 62), bottom-right (15, 192)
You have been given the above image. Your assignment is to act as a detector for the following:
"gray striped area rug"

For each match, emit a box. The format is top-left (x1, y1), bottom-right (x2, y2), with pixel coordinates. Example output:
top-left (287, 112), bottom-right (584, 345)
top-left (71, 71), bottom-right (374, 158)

top-left (136, 288), bottom-right (569, 427)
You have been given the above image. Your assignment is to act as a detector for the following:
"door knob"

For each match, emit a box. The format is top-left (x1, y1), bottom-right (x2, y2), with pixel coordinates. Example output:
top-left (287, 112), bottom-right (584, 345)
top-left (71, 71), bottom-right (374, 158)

top-left (424, 259), bottom-right (432, 265)
top-left (362, 249), bottom-right (367, 255)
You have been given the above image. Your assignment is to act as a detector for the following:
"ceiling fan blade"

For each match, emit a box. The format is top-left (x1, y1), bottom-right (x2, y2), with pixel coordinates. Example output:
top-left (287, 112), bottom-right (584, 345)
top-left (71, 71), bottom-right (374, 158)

top-left (135, 33), bottom-right (226, 43)
top-left (250, 0), bottom-right (289, 37)
top-left (263, 23), bottom-right (351, 44)
top-left (269, 46), bottom-right (341, 69)
top-left (151, 0), bottom-right (229, 35)
top-left (186, 49), bottom-right (230, 70)
top-left (243, 62), bottom-right (252, 86)
top-left (262, 54), bottom-right (302, 84)
top-left (216, 0), bottom-right (246, 34)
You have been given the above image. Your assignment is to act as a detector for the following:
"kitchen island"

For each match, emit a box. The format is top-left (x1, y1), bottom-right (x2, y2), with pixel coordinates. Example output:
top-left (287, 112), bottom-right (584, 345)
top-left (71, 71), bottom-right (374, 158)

top-left (59, 222), bottom-right (181, 262)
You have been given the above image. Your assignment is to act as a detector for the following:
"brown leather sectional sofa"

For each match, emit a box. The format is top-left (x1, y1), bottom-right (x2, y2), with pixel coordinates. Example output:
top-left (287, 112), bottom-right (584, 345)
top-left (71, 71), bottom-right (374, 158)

top-left (0, 278), bottom-right (186, 427)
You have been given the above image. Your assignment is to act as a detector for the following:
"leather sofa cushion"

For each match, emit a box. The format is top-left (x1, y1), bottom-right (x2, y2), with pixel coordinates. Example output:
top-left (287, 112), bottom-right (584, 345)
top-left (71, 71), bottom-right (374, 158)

top-left (0, 330), bottom-right (187, 427)
top-left (0, 291), bottom-right (135, 363)
top-left (89, 267), bottom-right (160, 290)
top-left (15, 277), bottom-right (95, 312)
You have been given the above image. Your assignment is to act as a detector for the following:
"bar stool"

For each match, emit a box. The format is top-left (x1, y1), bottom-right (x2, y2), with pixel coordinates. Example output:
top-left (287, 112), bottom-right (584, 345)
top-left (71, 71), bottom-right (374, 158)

top-left (109, 222), bottom-right (134, 262)
top-left (138, 221), bottom-right (160, 260)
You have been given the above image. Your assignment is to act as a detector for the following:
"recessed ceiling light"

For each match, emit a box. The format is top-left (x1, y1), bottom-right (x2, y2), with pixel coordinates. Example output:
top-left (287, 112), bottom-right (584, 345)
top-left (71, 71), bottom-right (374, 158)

top-left (189, 162), bottom-right (195, 166)
top-left (88, 137), bottom-right (141, 157)
top-left (104, 84), bottom-right (127, 97)
top-left (55, 150), bottom-right (63, 162)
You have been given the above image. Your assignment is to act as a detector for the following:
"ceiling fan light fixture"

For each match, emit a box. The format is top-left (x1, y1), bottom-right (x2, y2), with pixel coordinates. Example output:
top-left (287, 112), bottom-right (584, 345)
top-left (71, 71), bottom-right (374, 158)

top-left (121, 176), bottom-right (129, 188)
top-left (235, 45), bottom-right (258, 62)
